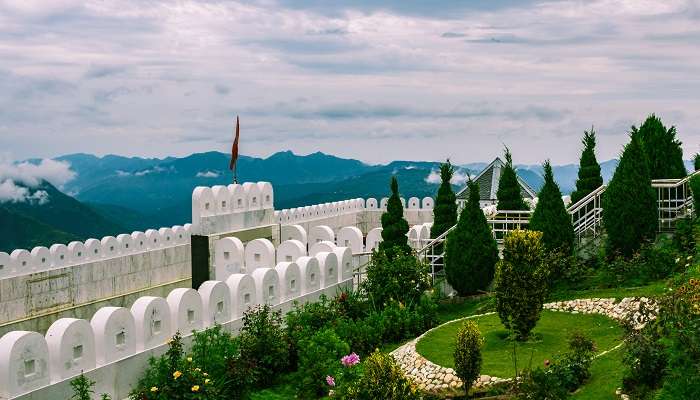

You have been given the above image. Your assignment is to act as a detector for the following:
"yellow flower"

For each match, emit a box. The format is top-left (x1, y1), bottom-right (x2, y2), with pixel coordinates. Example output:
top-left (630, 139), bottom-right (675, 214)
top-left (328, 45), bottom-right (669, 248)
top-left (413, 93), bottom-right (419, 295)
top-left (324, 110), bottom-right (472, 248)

top-left (150, 387), bottom-right (158, 392)
top-left (195, 367), bottom-right (201, 372)
top-left (203, 372), bottom-right (209, 377)
top-left (192, 385), bottom-right (200, 392)
top-left (173, 370), bottom-right (182, 380)
top-left (205, 378), bottom-right (211, 385)
top-left (187, 357), bottom-right (193, 362)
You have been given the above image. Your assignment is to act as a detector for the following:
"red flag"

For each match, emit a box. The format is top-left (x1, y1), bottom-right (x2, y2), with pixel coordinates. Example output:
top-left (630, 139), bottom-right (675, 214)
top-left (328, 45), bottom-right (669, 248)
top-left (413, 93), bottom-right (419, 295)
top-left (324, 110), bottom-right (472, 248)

top-left (229, 116), bottom-right (240, 171)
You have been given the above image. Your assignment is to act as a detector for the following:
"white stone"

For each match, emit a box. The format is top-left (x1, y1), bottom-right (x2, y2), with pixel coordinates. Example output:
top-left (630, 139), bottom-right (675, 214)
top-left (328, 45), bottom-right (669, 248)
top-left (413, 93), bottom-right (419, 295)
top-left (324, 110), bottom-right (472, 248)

top-left (130, 296), bottom-right (171, 351)
top-left (45, 318), bottom-right (96, 382)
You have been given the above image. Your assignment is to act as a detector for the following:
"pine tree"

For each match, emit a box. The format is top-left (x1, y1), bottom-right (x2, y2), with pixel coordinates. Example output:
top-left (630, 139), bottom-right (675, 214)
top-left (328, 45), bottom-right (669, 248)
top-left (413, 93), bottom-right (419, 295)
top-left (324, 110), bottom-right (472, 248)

top-left (444, 180), bottom-right (499, 295)
top-left (603, 133), bottom-right (658, 258)
top-left (694, 153), bottom-right (700, 171)
top-left (430, 160), bottom-right (458, 240)
top-left (379, 176), bottom-right (411, 257)
top-left (529, 160), bottom-right (575, 254)
top-left (632, 114), bottom-right (686, 179)
top-left (496, 147), bottom-right (528, 211)
top-left (570, 128), bottom-right (604, 204)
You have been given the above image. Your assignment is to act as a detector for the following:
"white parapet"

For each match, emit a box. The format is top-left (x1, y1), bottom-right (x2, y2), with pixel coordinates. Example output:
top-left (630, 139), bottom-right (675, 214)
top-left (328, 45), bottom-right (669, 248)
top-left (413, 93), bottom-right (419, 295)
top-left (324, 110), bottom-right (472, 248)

top-left (166, 288), bottom-right (203, 336)
top-left (277, 240), bottom-right (307, 263)
top-left (275, 262), bottom-right (302, 302)
top-left (296, 256), bottom-right (321, 295)
top-left (30, 246), bottom-right (51, 271)
top-left (309, 240), bottom-right (336, 256)
top-left (309, 225), bottom-right (334, 245)
top-left (280, 224), bottom-right (307, 245)
top-left (336, 226), bottom-right (364, 254)
top-left (130, 296), bottom-right (171, 352)
top-left (333, 247), bottom-right (353, 282)
top-left (45, 318), bottom-right (96, 382)
top-left (366, 227), bottom-right (383, 252)
top-left (225, 274), bottom-right (256, 319)
top-left (315, 251), bottom-right (339, 288)
top-left (199, 280), bottom-right (231, 326)
top-left (0, 331), bottom-right (50, 398)
top-left (214, 237), bottom-right (245, 281)
top-left (251, 268), bottom-right (280, 306)
top-left (90, 307), bottom-right (136, 365)
top-left (244, 238), bottom-right (275, 273)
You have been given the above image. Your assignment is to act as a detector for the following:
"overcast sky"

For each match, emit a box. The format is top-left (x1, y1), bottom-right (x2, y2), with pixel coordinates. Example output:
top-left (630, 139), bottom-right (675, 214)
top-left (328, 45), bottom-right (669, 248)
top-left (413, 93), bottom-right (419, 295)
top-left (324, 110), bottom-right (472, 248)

top-left (0, 0), bottom-right (699, 165)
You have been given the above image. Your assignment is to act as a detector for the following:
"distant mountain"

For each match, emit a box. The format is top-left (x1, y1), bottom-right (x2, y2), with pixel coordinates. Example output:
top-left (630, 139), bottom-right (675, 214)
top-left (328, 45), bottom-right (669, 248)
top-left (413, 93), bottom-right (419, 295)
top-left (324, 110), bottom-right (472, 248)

top-left (0, 181), bottom-right (127, 252)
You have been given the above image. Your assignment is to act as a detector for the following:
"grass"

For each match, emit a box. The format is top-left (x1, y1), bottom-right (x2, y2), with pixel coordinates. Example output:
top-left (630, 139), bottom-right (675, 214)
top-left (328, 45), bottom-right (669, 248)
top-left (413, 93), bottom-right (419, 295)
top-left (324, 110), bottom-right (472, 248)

top-left (416, 310), bottom-right (624, 378)
top-left (249, 375), bottom-right (296, 400)
top-left (571, 345), bottom-right (625, 400)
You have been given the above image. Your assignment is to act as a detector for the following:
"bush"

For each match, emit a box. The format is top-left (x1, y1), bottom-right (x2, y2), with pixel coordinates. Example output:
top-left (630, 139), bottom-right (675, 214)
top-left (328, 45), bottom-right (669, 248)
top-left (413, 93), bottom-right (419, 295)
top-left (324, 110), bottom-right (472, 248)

top-left (296, 329), bottom-right (350, 399)
top-left (362, 248), bottom-right (431, 309)
top-left (188, 325), bottom-right (242, 398)
top-left (453, 320), bottom-right (483, 393)
top-left (603, 132), bottom-right (658, 258)
top-left (238, 305), bottom-right (289, 388)
top-left (558, 331), bottom-right (596, 390)
top-left (571, 127), bottom-right (604, 204)
top-left (336, 350), bottom-right (420, 400)
top-left (529, 161), bottom-right (575, 254)
top-left (335, 316), bottom-right (383, 356)
top-left (379, 176), bottom-right (411, 257)
top-left (673, 216), bottom-right (697, 256)
top-left (496, 147), bottom-right (528, 211)
top-left (516, 368), bottom-right (568, 400)
top-left (691, 174), bottom-right (700, 218)
top-left (70, 374), bottom-right (95, 400)
top-left (444, 179), bottom-right (499, 295)
top-left (622, 323), bottom-right (667, 399)
top-left (431, 160), bottom-right (458, 240)
top-left (600, 242), bottom-right (680, 287)
top-left (494, 230), bottom-right (550, 341)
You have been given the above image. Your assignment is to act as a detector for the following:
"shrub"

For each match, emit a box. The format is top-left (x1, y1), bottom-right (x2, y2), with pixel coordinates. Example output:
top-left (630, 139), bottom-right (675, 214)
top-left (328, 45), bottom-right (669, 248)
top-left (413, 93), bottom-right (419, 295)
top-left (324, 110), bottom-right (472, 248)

top-left (603, 132), bottom-right (657, 258)
top-left (691, 174), bottom-right (700, 218)
top-left (496, 147), bottom-right (528, 211)
top-left (362, 248), bottom-right (430, 309)
top-left (335, 316), bottom-right (383, 356)
top-left (453, 320), bottom-right (483, 393)
top-left (379, 176), bottom-right (411, 257)
top-left (600, 242), bottom-right (680, 287)
top-left (571, 127), bottom-right (604, 204)
top-left (296, 329), bottom-right (350, 399)
top-left (431, 160), bottom-right (458, 240)
top-left (632, 114), bottom-right (686, 179)
top-left (558, 331), bottom-right (596, 390)
top-left (286, 295), bottom-right (338, 366)
top-left (673, 216), bottom-right (697, 256)
top-left (189, 325), bottom-right (240, 398)
top-left (529, 161), bottom-right (575, 254)
top-left (444, 179), bottom-right (499, 295)
top-left (238, 305), bottom-right (289, 388)
top-left (70, 374), bottom-right (95, 400)
top-left (515, 368), bottom-right (568, 400)
top-left (622, 322), bottom-right (667, 398)
top-left (337, 350), bottom-right (420, 400)
top-left (494, 230), bottom-right (550, 341)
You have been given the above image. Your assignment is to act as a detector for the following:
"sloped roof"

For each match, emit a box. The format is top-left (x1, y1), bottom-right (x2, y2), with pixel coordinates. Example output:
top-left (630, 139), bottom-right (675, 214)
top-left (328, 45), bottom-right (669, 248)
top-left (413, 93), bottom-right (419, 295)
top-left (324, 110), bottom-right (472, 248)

top-left (457, 157), bottom-right (537, 201)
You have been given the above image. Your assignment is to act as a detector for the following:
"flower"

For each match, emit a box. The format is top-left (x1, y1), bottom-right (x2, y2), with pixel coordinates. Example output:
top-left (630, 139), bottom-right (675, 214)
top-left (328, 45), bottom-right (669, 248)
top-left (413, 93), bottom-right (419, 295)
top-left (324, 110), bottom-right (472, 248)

top-left (187, 357), bottom-right (193, 362)
top-left (203, 372), bottom-right (209, 377)
top-left (326, 375), bottom-right (336, 387)
top-left (150, 387), bottom-right (158, 392)
top-left (173, 370), bottom-right (182, 380)
top-left (544, 359), bottom-right (550, 367)
top-left (195, 368), bottom-right (201, 372)
top-left (205, 378), bottom-right (211, 385)
top-left (192, 385), bottom-right (200, 392)
top-left (341, 352), bottom-right (360, 367)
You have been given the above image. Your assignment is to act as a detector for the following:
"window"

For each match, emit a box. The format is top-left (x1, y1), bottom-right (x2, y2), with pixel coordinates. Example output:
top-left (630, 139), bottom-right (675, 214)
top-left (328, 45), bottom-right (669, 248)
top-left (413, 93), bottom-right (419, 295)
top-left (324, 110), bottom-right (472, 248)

top-left (24, 359), bottom-right (36, 377)
top-left (73, 345), bottom-right (83, 360)
top-left (223, 251), bottom-right (230, 260)
top-left (94, 248), bottom-right (98, 254)
top-left (22, 261), bottom-right (27, 267)
top-left (268, 285), bottom-right (275, 298)
top-left (265, 195), bottom-right (270, 202)
top-left (310, 273), bottom-right (316, 284)
top-left (222, 201), bottom-right (227, 209)
top-left (109, 246), bottom-right (114, 252)
top-left (0, 264), bottom-right (3, 271)
top-left (77, 252), bottom-right (82, 257)
top-left (254, 253), bottom-right (261, 262)
top-left (217, 301), bottom-right (224, 313)
top-left (244, 293), bottom-right (251, 305)
top-left (237, 199), bottom-right (242, 206)
top-left (187, 309), bottom-right (195, 324)
top-left (41, 257), bottom-right (46, 264)
top-left (285, 255), bottom-right (292, 262)
top-left (205, 202), bottom-right (210, 210)
top-left (344, 240), bottom-right (349, 247)
top-left (252, 196), bottom-right (257, 205)
top-left (116, 331), bottom-right (126, 346)
top-left (124, 244), bottom-right (129, 249)
top-left (290, 279), bottom-right (296, 290)
top-left (152, 320), bottom-right (162, 335)
top-left (329, 268), bottom-right (334, 276)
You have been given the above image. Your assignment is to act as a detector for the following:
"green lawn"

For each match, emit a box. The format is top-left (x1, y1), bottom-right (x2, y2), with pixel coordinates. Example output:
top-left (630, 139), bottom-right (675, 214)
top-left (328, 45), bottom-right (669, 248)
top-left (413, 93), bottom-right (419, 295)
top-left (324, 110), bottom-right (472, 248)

top-left (416, 310), bottom-right (624, 378)
top-left (571, 345), bottom-right (625, 400)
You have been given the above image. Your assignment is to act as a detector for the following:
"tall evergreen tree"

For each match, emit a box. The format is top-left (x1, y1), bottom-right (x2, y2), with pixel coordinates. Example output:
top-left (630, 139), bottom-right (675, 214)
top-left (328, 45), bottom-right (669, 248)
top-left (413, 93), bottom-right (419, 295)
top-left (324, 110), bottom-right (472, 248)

top-left (632, 114), bottom-right (686, 179)
top-left (529, 160), bottom-right (575, 254)
top-left (444, 180), bottom-right (499, 296)
top-left (379, 176), bottom-right (411, 257)
top-left (603, 133), bottom-right (658, 258)
top-left (694, 153), bottom-right (700, 171)
top-left (570, 128), bottom-right (604, 204)
top-left (430, 160), bottom-right (458, 240)
top-left (496, 147), bottom-right (528, 211)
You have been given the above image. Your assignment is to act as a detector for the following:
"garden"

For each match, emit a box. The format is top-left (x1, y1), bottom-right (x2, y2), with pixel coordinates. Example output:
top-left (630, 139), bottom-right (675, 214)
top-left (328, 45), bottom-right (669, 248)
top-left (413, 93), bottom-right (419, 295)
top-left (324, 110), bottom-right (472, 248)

top-left (68, 115), bottom-right (700, 399)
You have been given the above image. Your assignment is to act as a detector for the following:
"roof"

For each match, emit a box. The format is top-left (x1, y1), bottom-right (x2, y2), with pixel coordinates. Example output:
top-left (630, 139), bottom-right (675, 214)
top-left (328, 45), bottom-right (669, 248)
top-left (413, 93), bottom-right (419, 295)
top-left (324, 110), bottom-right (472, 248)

top-left (456, 157), bottom-right (537, 201)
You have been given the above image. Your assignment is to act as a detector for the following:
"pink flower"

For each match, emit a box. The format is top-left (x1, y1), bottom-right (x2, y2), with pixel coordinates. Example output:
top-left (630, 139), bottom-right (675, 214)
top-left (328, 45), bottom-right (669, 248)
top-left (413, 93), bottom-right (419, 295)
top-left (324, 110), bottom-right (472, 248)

top-left (341, 352), bottom-right (360, 367)
top-left (326, 375), bottom-right (336, 387)
top-left (544, 359), bottom-right (550, 367)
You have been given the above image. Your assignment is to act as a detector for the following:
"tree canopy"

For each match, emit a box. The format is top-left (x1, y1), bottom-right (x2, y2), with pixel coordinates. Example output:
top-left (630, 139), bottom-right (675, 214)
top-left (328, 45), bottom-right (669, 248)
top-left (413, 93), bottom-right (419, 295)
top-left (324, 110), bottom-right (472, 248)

top-left (529, 160), bottom-right (575, 254)
top-left (379, 176), bottom-right (411, 257)
top-left (570, 128), bottom-right (604, 204)
top-left (632, 114), bottom-right (686, 180)
top-left (430, 160), bottom-right (458, 240)
top-left (496, 147), bottom-right (528, 211)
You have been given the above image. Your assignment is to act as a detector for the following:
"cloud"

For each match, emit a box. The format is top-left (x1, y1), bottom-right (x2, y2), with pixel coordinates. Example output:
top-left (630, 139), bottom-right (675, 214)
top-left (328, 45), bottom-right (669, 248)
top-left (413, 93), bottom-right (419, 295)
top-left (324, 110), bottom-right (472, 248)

top-left (196, 170), bottom-right (220, 178)
top-left (134, 166), bottom-right (172, 176)
top-left (0, 157), bottom-right (75, 188)
top-left (424, 167), bottom-right (471, 185)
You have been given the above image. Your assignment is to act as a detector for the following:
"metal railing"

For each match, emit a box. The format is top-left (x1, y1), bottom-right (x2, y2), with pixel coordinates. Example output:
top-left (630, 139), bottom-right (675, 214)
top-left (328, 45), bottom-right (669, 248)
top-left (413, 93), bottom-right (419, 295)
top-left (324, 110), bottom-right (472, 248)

top-left (486, 210), bottom-right (533, 243)
top-left (651, 170), bottom-right (699, 231)
top-left (567, 184), bottom-right (607, 243)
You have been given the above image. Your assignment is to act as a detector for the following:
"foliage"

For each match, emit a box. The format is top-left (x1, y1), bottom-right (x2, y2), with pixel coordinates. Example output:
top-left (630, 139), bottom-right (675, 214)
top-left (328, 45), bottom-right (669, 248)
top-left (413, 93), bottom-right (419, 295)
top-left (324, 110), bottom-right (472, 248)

top-left (515, 367), bottom-right (569, 400)
top-left (444, 179), bottom-right (499, 295)
top-left (494, 230), bottom-right (550, 341)
top-left (496, 147), bottom-right (528, 211)
top-left (130, 332), bottom-right (221, 400)
top-left (546, 249), bottom-right (593, 289)
top-left (286, 295), bottom-right (341, 367)
top-left (296, 329), bottom-right (350, 399)
top-left (189, 325), bottom-right (241, 398)
top-left (557, 331), bottom-right (596, 390)
top-left (453, 320), bottom-right (483, 393)
top-left (529, 161), bottom-right (575, 254)
top-left (571, 127), bottom-right (604, 204)
top-left (379, 176), bottom-right (411, 257)
top-left (691, 174), bottom-right (700, 218)
top-left (599, 242), bottom-right (682, 287)
top-left (430, 160), bottom-right (458, 240)
top-left (238, 305), bottom-right (289, 388)
top-left (622, 322), bottom-right (667, 399)
top-left (70, 373), bottom-right (95, 400)
top-left (632, 114), bottom-right (686, 179)
top-left (336, 350), bottom-right (420, 400)
top-left (695, 153), bottom-right (700, 171)
top-left (362, 248), bottom-right (430, 309)
top-left (603, 132), bottom-right (657, 258)
top-left (673, 216), bottom-right (697, 256)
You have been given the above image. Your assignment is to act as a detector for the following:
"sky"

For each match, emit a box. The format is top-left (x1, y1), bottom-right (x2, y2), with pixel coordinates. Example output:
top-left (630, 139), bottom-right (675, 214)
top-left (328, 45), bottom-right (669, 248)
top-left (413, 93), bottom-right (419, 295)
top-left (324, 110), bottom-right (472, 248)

top-left (0, 0), bottom-right (699, 165)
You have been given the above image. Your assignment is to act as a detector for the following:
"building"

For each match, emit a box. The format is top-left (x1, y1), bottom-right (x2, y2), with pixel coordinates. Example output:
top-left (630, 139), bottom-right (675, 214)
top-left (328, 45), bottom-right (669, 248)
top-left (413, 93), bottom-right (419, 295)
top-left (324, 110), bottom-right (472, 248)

top-left (456, 157), bottom-right (537, 209)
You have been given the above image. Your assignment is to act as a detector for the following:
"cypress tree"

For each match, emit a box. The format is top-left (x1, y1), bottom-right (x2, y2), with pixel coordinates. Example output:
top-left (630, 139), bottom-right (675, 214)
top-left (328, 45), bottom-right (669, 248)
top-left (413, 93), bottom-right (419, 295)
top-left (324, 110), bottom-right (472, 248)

top-left (602, 133), bottom-right (658, 258)
top-left (529, 160), bottom-right (575, 254)
top-left (496, 147), bottom-right (528, 211)
top-left (430, 160), bottom-right (458, 240)
top-left (444, 180), bottom-right (499, 295)
top-left (632, 114), bottom-right (686, 179)
top-left (379, 176), bottom-right (411, 257)
top-left (570, 128), bottom-right (604, 204)
top-left (694, 153), bottom-right (700, 171)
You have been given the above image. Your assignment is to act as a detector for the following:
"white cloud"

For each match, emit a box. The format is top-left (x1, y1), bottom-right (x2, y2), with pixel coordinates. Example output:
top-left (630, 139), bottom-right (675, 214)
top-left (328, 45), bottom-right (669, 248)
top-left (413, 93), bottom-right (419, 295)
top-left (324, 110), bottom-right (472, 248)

top-left (425, 168), bottom-right (471, 185)
top-left (196, 170), bottom-right (220, 178)
top-left (116, 170), bottom-right (131, 177)
top-left (0, 156), bottom-right (74, 204)
top-left (0, 179), bottom-right (49, 204)
top-left (134, 166), bottom-right (171, 176)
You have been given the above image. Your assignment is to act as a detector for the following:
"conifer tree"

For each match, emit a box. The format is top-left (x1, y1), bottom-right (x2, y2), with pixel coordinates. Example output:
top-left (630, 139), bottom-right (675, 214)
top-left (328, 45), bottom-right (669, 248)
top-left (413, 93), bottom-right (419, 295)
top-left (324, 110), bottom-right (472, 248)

top-left (632, 114), bottom-right (686, 179)
top-left (430, 160), bottom-right (458, 240)
top-left (529, 160), bottom-right (575, 254)
top-left (570, 128), bottom-right (604, 204)
top-left (694, 153), bottom-right (700, 171)
top-left (603, 133), bottom-right (658, 258)
top-left (379, 176), bottom-right (411, 257)
top-left (496, 147), bottom-right (528, 211)
top-left (444, 180), bottom-right (499, 295)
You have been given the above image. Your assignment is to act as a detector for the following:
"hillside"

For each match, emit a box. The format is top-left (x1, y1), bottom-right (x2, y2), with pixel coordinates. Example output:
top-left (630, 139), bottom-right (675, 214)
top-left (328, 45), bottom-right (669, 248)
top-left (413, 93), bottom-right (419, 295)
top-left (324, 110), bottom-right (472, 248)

top-left (0, 207), bottom-right (79, 253)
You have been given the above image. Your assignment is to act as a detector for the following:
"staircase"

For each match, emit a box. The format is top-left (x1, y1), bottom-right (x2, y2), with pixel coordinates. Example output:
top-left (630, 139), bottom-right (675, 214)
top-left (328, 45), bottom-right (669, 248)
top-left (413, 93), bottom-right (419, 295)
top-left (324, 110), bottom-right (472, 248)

top-left (417, 170), bottom-right (699, 278)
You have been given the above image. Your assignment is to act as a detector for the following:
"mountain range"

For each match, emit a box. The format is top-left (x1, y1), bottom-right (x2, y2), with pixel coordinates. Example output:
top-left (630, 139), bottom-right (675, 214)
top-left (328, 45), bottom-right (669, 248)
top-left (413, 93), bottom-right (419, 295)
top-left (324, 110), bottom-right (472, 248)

top-left (2, 150), bottom-right (694, 253)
